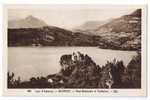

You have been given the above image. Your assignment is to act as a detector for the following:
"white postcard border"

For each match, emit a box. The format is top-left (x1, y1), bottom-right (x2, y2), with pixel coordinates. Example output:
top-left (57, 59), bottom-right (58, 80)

top-left (2, 4), bottom-right (147, 97)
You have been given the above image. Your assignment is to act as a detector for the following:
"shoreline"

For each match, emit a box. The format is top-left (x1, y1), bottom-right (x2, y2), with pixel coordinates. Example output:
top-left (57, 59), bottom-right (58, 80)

top-left (8, 46), bottom-right (140, 52)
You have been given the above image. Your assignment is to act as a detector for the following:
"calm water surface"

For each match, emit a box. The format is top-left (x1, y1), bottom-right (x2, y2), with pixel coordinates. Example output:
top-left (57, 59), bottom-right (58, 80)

top-left (8, 47), bottom-right (137, 81)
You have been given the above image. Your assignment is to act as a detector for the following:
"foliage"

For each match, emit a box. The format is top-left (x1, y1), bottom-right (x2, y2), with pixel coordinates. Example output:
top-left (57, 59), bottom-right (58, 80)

top-left (8, 52), bottom-right (141, 88)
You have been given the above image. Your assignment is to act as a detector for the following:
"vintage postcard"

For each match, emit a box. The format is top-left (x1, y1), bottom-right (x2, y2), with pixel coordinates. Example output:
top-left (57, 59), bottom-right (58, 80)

top-left (3, 4), bottom-right (147, 96)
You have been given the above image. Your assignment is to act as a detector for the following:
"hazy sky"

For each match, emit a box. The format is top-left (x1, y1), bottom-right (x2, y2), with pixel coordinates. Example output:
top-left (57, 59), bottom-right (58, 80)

top-left (8, 5), bottom-right (138, 29)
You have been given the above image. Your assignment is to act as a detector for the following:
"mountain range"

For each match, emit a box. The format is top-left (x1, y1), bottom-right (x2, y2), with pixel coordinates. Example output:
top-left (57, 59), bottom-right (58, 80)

top-left (75, 9), bottom-right (141, 35)
top-left (74, 9), bottom-right (141, 50)
top-left (8, 15), bottom-right (47, 28)
top-left (8, 9), bottom-right (141, 50)
top-left (73, 20), bottom-right (110, 34)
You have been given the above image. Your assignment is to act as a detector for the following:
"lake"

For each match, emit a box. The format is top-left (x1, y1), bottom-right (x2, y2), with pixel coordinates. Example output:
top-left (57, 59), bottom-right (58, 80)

top-left (8, 47), bottom-right (137, 81)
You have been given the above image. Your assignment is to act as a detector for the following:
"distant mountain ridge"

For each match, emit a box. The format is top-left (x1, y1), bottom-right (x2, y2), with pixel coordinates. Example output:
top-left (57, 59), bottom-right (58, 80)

top-left (8, 9), bottom-right (141, 50)
top-left (95, 9), bottom-right (141, 34)
top-left (74, 9), bottom-right (141, 50)
top-left (8, 15), bottom-right (48, 28)
top-left (73, 21), bottom-right (107, 31)
top-left (73, 19), bottom-right (112, 35)
top-left (75, 9), bottom-right (141, 35)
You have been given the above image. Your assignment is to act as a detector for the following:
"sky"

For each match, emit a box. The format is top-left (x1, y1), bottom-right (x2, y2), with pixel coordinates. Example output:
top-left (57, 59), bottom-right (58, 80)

top-left (8, 5), bottom-right (138, 29)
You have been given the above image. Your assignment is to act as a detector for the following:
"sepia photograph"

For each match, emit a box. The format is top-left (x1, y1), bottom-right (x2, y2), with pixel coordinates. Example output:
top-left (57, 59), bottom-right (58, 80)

top-left (3, 5), bottom-right (147, 96)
